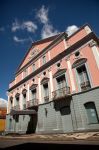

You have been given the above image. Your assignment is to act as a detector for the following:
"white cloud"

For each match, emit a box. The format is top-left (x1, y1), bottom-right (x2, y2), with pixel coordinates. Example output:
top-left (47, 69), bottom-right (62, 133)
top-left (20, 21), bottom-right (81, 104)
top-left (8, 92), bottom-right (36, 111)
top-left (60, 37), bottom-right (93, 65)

top-left (41, 24), bottom-right (58, 39)
top-left (66, 25), bottom-right (79, 36)
top-left (36, 5), bottom-right (49, 24)
top-left (0, 98), bottom-right (7, 108)
top-left (13, 36), bottom-right (31, 43)
top-left (0, 27), bottom-right (5, 32)
top-left (36, 5), bottom-right (59, 39)
top-left (12, 19), bottom-right (37, 33)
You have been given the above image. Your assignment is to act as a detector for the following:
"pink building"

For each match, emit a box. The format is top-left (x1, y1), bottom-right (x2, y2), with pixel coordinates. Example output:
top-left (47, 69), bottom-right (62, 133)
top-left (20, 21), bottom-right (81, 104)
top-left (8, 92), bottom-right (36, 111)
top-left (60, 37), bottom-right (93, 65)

top-left (6, 24), bottom-right (99, 134)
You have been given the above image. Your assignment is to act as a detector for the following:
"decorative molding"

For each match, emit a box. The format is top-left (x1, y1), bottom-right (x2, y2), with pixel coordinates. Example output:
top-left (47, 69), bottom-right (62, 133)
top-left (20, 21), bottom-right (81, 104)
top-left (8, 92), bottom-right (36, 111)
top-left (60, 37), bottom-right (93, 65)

top-left (84, 26), bottom-right (92, 34)
top-left (72, 58), bottom-right (87, 68)
top-left (28, 47), bottom-right (39, 60)
top-left (89, 40), bottom-right (97, 47)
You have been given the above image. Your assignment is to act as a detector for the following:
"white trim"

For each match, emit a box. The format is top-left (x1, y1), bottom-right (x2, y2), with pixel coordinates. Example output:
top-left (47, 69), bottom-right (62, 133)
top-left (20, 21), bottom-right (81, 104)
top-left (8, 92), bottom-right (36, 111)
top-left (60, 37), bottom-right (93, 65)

top-left (28, 67), bottom-right (30, 75)
top-left (22, 72), bottom-right (24, 79)
top-left (7, 95), bottom-right (10, 114)
top-left (67, 60), bottom-right (76, 92)
top-left (20, 88), bottom-right (23, 110)
top-left (63, 39), bottom-right (67, 49)
top-left (84, 26), bottom-right (92, 34)
top-left (38, 59), bottom-right (40, 68)
top-left (91, 46), bottom-right (99, 69)
top-left (38, 77), bottom-right (42, 104)
top-left (48, 51), bottom-right (51, 60)
top-left (49, 70), bottom-right (53, 99)
top-left (27, 84), bottom-right (30, 101)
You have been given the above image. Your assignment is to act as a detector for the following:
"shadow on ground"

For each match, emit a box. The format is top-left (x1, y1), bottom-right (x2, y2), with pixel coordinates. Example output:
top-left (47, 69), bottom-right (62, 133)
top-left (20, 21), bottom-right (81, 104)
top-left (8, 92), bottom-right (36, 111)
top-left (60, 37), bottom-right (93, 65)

top-left (1, 143), bottom-right (99, 150)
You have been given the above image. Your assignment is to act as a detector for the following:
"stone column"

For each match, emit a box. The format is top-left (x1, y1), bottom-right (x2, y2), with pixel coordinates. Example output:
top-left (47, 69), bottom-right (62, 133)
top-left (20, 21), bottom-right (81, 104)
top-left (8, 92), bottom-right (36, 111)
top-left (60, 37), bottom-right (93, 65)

top-left (38, 75), bottom-right (42, 104)
top-left (67, 58), bottom-right (76, 93)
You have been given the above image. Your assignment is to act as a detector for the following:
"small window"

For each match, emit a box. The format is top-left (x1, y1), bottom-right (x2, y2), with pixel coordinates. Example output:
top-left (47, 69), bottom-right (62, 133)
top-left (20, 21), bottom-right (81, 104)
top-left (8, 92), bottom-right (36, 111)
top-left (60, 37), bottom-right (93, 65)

top-left (24, 69), bottom-right (28, 77)
top-left (57, 63), bottom-right (60, 68)
top-left (75, 51), bottom-right (80, 57)
top-left (84, 102), bottom-right (99, 124)
top-left (32, 64), bottom-right (35, 72)
top-left (31, 89), bottom-right (36, 99)
top-left (42, 56), bottom-right (46, 65)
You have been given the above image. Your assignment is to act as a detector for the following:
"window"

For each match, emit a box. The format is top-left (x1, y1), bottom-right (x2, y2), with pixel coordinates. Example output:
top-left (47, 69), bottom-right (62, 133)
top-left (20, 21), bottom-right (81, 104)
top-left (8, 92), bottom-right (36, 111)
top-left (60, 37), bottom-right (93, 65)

top-left (43, 83), bottom-right (49, 102)
top-left (24, 69), bottom-right (28, 77)
top-left (76, 65), bottom-right (91, 91)
top-left (42, 55), bottom-right (46, 65)
top-left (56, 74), bottom-right (66, 89)
top-left (23, 93), bottom-right (26, 109)
top-left (31, 89), bottom-right (36, 99)
top-left (84, 102), bottom-right (99, 124)
top-left (32, 64), bottom-right (35, 72)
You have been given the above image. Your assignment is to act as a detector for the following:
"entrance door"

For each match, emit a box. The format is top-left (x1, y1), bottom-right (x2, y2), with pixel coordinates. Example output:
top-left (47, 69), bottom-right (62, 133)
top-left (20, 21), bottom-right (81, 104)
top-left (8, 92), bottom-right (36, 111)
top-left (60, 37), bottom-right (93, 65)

top-left (26, 114), bottom-right (37, 134)
top-left (60, 106), bottom-right (73, 132)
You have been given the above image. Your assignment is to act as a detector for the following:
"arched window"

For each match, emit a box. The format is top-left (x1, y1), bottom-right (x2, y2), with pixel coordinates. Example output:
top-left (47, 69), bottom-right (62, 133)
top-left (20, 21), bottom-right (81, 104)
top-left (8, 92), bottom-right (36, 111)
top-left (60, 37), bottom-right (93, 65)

top-left (84, 102), bottom-right (99, 124)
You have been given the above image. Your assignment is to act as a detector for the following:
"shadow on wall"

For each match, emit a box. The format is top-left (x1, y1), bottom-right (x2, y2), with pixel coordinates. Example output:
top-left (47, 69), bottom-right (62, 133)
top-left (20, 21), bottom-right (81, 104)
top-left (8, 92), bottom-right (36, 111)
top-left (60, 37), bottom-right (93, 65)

top-left (54, 96), bottom-right (72, 112)
top-left (26, 114), bottom-right (37, 134)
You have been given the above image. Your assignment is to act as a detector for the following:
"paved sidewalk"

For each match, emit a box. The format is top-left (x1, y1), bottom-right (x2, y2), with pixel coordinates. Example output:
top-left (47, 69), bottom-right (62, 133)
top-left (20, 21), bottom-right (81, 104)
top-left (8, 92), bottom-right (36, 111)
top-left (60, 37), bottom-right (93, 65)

top-left (1, 131), bottom-right (99, 141)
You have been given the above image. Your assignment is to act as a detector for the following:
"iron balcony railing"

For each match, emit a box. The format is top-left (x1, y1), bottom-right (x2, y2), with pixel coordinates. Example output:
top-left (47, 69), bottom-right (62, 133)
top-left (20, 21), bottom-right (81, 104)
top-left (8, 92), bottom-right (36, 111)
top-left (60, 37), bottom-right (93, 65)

top-left (26, 98), bottom-right (38, 108)
top-left (52, 86), bottom-right (70, 100)
top-left (80, 81), bottom-right (91, 91)
top-left (44, 96), bottom-right (49, 103)
top-left (23, 103), bottom-right (26, 110)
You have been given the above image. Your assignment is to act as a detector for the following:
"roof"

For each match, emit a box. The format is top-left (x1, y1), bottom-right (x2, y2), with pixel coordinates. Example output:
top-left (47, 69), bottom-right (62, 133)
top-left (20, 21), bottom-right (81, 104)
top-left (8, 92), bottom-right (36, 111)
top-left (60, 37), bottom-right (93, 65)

top-left (16, 32), bottom-right (65, 73)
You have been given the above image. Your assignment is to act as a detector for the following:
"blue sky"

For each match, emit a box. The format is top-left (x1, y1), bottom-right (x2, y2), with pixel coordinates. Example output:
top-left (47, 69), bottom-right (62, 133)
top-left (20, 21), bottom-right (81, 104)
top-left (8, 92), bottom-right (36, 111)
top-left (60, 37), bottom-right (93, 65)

top-left (0, 0), bottom-right (99, 100)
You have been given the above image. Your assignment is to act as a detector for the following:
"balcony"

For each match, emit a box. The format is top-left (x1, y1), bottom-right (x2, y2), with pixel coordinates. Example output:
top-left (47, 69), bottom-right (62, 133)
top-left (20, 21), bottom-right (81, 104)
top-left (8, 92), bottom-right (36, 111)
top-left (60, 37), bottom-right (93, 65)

top-left (23, 103), bottom-right (26, 110)
top-left (26, 99), bottom-right (38, 108)
top-left (52, 86), bottom-right (70, 100)
top-left (12, 105), bottom-right (20, 110)
top-left (44, 96), bottom-right (49, 103)
top-left (80, 81), bottom-right (91, 91)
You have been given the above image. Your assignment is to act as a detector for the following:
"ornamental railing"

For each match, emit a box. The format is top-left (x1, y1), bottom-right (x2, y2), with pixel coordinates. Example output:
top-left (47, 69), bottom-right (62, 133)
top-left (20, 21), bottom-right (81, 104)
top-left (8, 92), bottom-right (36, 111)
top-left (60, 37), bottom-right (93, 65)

top-left (52, 86), bottom-right (70, 100)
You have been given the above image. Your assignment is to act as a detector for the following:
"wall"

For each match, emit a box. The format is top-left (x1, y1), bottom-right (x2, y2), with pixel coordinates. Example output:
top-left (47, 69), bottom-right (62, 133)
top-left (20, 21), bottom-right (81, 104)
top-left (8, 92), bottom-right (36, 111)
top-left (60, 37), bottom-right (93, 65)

top-left (72, 87), bottom-right (99, 131)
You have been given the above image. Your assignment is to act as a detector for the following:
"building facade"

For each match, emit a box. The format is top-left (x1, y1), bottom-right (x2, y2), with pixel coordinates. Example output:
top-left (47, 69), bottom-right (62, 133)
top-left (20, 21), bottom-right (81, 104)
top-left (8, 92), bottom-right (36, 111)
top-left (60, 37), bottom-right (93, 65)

top-left (6, 24), bottom-right (99, 134)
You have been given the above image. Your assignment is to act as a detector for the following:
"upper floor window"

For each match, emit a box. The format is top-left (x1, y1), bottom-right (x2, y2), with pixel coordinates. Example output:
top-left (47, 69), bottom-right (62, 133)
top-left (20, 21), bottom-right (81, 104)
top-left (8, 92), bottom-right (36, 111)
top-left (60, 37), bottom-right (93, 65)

top-left (31, 89), bottom-right (36, 99)
top-left (43, 83), bottom-right (49, 102)
top-left (76, 65), bottom-right (91, 91)
top-left (56, 74), bottom-right (66, 89)
top-left (24, 69), bottom-right (28, 77)
top-left (84, 102), bottom-right (99, 124)
top-left (32, 64), bottom-right (35, 72)
top-left (42, 55), bottom-right (46, 65)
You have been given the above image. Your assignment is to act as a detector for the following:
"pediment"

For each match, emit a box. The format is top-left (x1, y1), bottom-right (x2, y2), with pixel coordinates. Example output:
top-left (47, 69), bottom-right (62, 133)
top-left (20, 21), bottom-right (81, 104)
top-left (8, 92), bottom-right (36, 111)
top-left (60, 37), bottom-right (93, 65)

top-left (53, 69), bottom-right (66, 78)
top-left (30, 84), bottom-right (38, 90)
top-left (72, 58), bottom-right (87, 68)
top-left (41, 77), bottom-right (49, 84)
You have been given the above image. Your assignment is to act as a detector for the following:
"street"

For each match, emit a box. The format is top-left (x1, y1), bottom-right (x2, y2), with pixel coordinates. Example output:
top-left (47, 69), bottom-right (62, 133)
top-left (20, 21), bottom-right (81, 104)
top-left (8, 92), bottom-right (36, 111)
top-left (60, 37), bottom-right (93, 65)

top-left (0, 138), bottom-right (99, 149)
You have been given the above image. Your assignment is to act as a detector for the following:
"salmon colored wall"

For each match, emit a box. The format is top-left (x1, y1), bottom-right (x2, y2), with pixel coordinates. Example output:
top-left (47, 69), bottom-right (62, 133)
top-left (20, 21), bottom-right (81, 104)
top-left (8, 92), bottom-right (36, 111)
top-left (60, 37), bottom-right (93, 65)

top-left (50, 40), bottom-right (65, 59)
top-left (16, 73), bottom-right (22, 84)
top-left (9, 80), bottom-right (15, 88)
top-left (80, 45), bottom-right (99, 86)
top-left (67, 28), bottom-right (87, 46)
top-left (20, 41), bottom-right (52, 69)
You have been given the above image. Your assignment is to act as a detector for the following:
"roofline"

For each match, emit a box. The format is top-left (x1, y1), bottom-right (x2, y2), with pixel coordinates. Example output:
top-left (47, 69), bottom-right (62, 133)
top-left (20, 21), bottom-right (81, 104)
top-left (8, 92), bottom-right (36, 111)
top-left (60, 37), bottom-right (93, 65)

top-left (15, 32), bottom-right (67, 75)
top-left (16, 32), bottom-right (65, 73)
top-left (67, 23), bottom-right (93, 40)
top-left (8, 32), bottom-right (99, 92)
